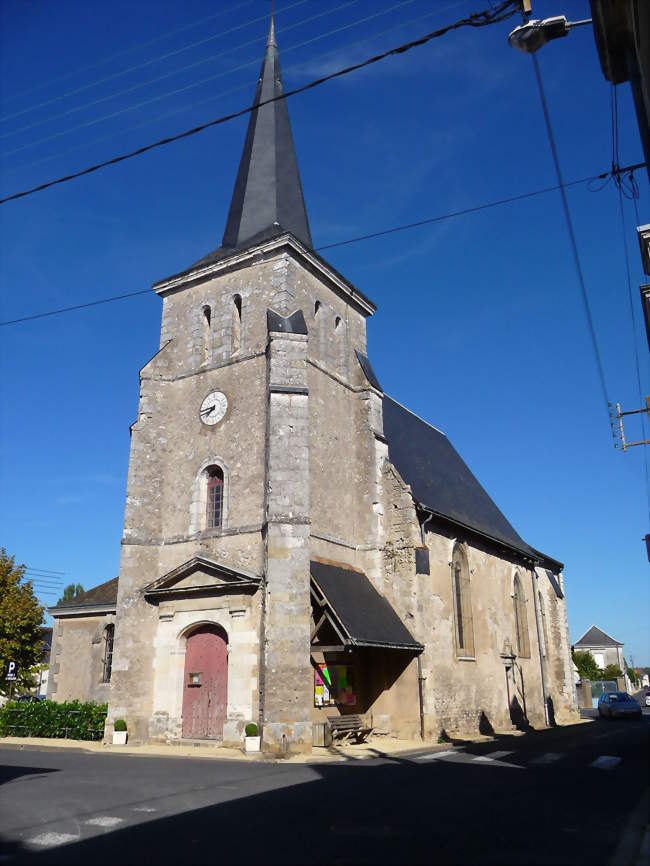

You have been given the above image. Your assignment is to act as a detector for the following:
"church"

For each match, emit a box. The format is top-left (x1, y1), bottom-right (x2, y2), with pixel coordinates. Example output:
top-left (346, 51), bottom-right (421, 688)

top-left (47, 21), bottom-right (578, 753)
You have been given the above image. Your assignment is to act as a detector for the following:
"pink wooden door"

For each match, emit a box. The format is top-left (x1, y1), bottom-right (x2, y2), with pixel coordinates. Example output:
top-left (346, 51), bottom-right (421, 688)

top-left (182, 625), bottom-right (228, 739)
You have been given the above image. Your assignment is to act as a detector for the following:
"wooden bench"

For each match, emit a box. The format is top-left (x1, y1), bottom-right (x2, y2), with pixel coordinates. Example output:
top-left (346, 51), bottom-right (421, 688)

top-left (327, 714), bottom-right (373, 743)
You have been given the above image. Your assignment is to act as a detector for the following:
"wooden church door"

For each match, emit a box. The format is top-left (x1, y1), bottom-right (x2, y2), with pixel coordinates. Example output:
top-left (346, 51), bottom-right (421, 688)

top-left (182, 625), bottom-right (228, 739)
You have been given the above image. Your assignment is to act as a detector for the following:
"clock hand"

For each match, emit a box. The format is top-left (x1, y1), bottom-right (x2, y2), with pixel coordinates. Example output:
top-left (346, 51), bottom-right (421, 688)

top-left (200, 405), bottom-right (215, 415)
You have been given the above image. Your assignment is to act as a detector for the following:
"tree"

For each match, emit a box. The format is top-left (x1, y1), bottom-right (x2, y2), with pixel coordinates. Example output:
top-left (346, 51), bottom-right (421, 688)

top-left (572, 650), bottom-right (601, 681)
top-left (0, 549), bottom-right (44, 696)
top-left (57, 583), bottom-right (84, 605)
top-left (601, 664), bottom-right (623, 681)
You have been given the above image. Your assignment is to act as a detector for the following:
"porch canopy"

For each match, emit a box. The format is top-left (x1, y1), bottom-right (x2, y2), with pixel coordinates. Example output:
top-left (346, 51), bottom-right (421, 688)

top-left (310, 560), bottom-right (423, 652)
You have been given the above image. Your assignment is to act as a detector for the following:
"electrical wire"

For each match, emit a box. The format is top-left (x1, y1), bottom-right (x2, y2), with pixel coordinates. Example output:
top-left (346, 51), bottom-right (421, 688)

top-left (0, 0), bottom-right (256, 108)
top-left (0, 1), bottom-right (519, 205)
top-left (616, 188), bottom-right (650, 527)
top-left (531, 54), bottom-right (611, 419)
top-left (0, 0), bottom-right (332, 141)
top-left (3, 1), bottom-right (466, 180)
top-left (0, 167), bottom-right (623, 327)
top-left (0, 0), bottom-right (414, 160)
top-left (0, 0), bottom-right (282, 125)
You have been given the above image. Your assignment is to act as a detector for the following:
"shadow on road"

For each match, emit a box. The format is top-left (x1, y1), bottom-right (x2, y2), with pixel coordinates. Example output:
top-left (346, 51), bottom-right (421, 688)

top-left (4, 716), bottom-right (646, 866)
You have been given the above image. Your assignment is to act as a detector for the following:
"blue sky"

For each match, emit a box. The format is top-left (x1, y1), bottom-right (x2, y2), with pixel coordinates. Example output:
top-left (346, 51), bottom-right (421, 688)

top-left (1, 0), bottom-right (648, 664)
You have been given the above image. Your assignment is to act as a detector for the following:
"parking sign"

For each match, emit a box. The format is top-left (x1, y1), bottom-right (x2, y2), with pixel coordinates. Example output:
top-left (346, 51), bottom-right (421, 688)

top-left (5, 661), bottom-right (18, 681)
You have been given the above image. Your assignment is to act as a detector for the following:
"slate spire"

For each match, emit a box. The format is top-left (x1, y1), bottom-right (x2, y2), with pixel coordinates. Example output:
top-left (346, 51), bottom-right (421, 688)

top-left (221, 17), bottom-right (313, 250)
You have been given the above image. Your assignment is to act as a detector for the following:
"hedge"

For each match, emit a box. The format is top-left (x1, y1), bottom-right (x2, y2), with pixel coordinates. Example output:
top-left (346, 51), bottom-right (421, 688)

top-left (0, 700), bottom-right (108, 741)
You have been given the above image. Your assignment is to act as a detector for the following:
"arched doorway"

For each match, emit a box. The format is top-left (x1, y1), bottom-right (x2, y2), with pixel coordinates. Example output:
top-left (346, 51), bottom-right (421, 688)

top-left (182, 624), bottom-right (228, 739)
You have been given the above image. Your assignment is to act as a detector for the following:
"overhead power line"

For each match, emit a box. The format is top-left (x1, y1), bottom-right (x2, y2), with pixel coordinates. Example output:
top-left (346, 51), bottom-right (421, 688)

top-left (3, 1), bottom-right (460, 180)
top-left (0, 0), bottom-right (519, 206)
top-left (0, 0), bottom-right (415, 160)
top-left (0, 166), bottom-right (634, 327)
top-left (0, 0), bottom-right (318, 140)
top-left (0, 0), bottom-right (256, 108)
top-left (531, 54), bottom-right (611, 419)
top-left (0, 0), bottom-right (289, 127)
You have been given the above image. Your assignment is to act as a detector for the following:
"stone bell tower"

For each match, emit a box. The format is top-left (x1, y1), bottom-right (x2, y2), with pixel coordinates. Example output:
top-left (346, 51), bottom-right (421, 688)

top-left (107, 16), bottom-right (377, 754)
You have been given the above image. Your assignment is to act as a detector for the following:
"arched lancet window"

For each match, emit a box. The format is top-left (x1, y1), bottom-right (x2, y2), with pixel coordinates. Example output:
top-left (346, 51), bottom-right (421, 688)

top-left (232, 295), bottom-right (242, 355)
top-left (538, 591), bottom-right (548, 657)
top-left (314, 300), bottom-right (321, 317)
top-left (451, 545), bottom-right (474, 658)
top-left (513, 573), bottom-right (530, 658)
top-left (206, 466), bottom-right (224, 529)
top-left (334, 315), bottom-right (342, 330)
top-left (102, 624), bottom-right (114, 683)
top-left (202, 306), bottom-right (211, 364)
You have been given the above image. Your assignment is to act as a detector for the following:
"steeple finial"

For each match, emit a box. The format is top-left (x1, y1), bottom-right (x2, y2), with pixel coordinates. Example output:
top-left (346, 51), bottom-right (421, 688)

top-left (221, 16), bottom-right (312, 250)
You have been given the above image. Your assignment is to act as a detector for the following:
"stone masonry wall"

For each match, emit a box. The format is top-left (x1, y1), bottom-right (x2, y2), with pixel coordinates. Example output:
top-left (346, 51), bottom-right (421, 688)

top-left (48, 613), bottom-right (114, 705)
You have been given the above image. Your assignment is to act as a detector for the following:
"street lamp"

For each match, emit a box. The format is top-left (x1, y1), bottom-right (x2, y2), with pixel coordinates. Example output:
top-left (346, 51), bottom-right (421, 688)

top-left (508, 15), bottom-right (592, 53)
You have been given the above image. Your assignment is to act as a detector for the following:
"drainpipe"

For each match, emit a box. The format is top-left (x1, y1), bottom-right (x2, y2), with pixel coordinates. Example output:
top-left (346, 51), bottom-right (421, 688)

top-left (415, 509), bottom-right (433, 741)
top-left (416, 655), bottom-right (425, 740)
top-left (531, 567), bottom-right (549, 726)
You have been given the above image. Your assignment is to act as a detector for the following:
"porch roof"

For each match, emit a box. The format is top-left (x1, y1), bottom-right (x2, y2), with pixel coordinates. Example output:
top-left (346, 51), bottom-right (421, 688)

top-left (310, 560), bottom-right (423, 652)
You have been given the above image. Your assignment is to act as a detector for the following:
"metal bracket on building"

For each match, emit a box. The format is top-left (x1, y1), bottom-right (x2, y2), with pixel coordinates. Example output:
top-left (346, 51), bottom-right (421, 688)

top-left (609, 398), bottom-right (650, 450)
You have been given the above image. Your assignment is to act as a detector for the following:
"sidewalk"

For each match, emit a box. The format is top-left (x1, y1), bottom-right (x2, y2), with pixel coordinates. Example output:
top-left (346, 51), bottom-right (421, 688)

top-left (0, 734), bottom-right (436, 764)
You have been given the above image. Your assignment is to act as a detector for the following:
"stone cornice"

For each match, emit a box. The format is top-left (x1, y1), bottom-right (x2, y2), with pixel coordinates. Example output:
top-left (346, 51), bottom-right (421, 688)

top-left (152, 234), bottom-right (376, 317)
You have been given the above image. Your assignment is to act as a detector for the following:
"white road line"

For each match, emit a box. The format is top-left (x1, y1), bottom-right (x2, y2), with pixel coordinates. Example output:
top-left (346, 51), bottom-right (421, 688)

top-left (472, 750), bottom-right (515, 763)
top-left (84, 816), bottom-right (124, 827)
top-left (416, 750), bottom-right (456, 761)
top-left (28, 832), bottom-right (78, 849)
top-left (530, 752), bottom-right (562, 765)
top-left (132, 806), bottom-right (157, 813)
top-left (590, 755), bottom-right (622, 770)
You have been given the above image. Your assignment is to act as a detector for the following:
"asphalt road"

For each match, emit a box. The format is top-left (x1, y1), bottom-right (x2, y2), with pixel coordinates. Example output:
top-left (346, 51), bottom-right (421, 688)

top-left (1, 714), bottom-right (648, 866)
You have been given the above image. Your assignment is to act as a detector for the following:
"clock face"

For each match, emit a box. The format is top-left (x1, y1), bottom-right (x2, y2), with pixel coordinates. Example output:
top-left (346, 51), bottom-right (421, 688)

top-left (199, 391), bottom-right (228, 426)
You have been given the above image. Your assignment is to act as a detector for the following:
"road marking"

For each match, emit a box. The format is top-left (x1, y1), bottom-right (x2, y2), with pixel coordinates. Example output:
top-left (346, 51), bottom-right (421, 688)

top-left (590, 755), bottom-right (621, 770)
top-left (530, 752), bottom-right (562, 765)
top-left (416, 750), bottom-right (456, 761)
top-left (28, 832), bottom-right (78, 848)
top-left (85, 816), bottom-right (124, 827)
top-left (472, 750), bottom-right (514, 763)
top-left (132, 805), bottom-right (157, 813)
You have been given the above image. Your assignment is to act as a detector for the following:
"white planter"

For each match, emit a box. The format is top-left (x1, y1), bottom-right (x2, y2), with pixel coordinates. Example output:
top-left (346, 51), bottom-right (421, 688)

top-left (244, 735), bottom-right (261, 752)
top-left (112, 730), bottom-right (128, 745)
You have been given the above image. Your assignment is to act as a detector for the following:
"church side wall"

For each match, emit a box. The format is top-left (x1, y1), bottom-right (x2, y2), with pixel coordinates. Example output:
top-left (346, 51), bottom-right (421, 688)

top-left (47, 614), bottom-right (114, 705)
top-left (537, 573), bottom-right (579, 724)
top-left (379, 465), bottom-right (552, 736)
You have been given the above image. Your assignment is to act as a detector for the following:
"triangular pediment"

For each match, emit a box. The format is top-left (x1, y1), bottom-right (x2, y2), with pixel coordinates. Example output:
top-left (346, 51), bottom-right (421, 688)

top-left (143, 556), bottom-right (262, 599)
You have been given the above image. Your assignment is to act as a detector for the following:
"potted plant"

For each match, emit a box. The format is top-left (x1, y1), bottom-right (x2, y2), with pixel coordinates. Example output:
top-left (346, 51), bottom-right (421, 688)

top-left (244, 722), bottom-right (260, 752)
top-left (112, 719), bottom-right (128, 745)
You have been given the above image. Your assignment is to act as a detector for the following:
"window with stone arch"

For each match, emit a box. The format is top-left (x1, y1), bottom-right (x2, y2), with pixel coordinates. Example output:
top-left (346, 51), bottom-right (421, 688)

top-left (232, 295), bottom-right (242, 355)
top-left (102, 624), bottom-right (114, 683)
top-left (202, 305), bottom-right (211, 364)
top-left (451, 544), bottom-right (475, 658)
top-left (538, 590), bottom-right (549, 657)
top-left (513, 573), bottom-right (530, 658)
top-left (206, 466), bottom-right (224, 529)
top-left (190, 459), bottom-right (229, 535)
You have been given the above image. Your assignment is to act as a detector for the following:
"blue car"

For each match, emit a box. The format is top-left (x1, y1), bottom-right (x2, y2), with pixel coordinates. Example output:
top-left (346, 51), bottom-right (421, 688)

top-left (598, 692), bottom-right (642, 720)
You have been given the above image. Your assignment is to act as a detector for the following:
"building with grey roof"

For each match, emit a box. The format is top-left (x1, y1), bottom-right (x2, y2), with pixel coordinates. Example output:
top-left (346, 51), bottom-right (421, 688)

top-left (48, 20), bottom-right (578, 751)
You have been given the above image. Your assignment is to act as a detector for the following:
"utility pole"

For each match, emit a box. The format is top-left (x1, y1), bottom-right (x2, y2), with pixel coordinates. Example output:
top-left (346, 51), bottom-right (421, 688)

top-left (609, 398), bottom-right (650, 450)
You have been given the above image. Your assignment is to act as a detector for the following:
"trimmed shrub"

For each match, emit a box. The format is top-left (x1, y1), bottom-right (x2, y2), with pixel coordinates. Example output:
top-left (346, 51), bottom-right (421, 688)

top-left (0, 700), bottom-right (108, 741)
top-left (113, 719), bottom-right (127, 732)
top-left (244, 722), bottom-right (258, 737)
